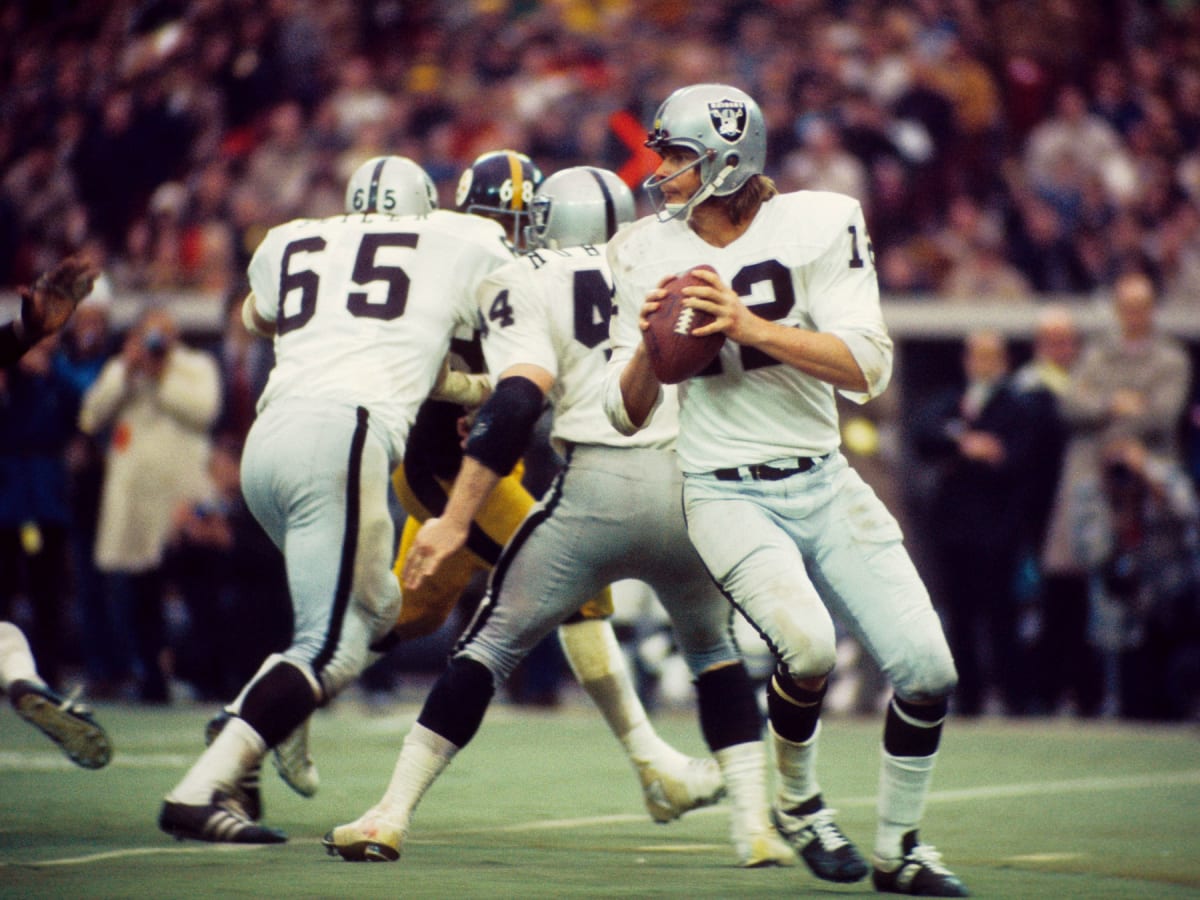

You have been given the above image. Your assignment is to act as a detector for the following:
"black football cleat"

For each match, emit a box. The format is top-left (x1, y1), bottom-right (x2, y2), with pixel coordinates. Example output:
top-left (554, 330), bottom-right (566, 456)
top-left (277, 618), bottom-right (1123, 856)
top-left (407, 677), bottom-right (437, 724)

top-left (772, 793), bottom-right (869, 883)
top-left (159, 791), bottom-right (287, 844)
top-left (873, 830), bottom-right (969, 896)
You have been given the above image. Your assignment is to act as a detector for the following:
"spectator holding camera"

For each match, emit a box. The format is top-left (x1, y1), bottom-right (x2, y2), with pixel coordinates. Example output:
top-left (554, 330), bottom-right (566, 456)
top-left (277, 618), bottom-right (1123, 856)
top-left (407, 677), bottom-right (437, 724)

top-left (79, 306), bottom-right (221, 703)
top-left (1040, 272), bottom-right (1192, 716)
top-left (1071, 437), bottom-right (1200, 720)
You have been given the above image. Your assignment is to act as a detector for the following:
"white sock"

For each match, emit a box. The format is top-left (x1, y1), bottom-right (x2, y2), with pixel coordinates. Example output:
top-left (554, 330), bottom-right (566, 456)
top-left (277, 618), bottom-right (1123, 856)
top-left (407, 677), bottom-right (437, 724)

top-left (0, 622), bottom-right (41, 691)
top-left (715, 741), bottom-right (774, 835)
top-left (875, 748), bottom-right (937, 861)
top-left (169, 716), bottom-right (266, 805)
top-left (374, 723), bottom-right (458, 828)
top-left (772, 720), bottom-right (821, 809)
top-left (558, 619), bottom-right (671, 768)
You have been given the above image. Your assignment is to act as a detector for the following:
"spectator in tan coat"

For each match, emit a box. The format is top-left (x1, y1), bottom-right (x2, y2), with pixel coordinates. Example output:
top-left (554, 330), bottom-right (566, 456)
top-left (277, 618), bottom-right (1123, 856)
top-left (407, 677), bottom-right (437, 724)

top-left (79, 306), bottom-right (221, 702)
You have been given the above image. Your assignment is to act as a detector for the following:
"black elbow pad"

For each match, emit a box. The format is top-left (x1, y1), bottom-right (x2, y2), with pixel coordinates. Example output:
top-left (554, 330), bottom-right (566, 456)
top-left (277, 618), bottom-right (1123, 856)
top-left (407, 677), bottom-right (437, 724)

top-left (463, 375), bottom-right (545, 476)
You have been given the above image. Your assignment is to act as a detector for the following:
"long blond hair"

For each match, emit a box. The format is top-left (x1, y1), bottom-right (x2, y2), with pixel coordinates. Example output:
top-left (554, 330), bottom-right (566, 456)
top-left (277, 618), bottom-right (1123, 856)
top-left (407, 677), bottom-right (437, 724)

top-left (705, 174), bottom-right (778, 225)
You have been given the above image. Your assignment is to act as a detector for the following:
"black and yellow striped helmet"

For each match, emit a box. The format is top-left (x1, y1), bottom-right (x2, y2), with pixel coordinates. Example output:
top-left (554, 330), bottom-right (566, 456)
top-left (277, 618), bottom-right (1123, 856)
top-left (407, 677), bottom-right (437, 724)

top-left (454, 149), bottom-right (544, 246)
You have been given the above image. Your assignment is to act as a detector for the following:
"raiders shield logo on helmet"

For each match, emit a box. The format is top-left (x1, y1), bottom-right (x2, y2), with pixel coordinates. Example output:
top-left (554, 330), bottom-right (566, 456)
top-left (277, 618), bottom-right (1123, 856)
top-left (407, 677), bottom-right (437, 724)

top-left (708, 99), bottom-right (747, 143)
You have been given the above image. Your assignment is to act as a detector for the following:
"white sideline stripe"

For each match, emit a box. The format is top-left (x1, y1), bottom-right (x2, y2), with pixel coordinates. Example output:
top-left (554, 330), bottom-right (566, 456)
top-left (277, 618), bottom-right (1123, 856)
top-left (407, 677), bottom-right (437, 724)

top-left (917, 769), bottom-right (1200, 803)
top-left (1009, 852), bottom-right (1085, 863)
top-left (0, 751), bottom-right (192, 771)
top-left (478, 768), bottom-right (1200, 834)
top-left (1, 844), bottom-right (267, 868)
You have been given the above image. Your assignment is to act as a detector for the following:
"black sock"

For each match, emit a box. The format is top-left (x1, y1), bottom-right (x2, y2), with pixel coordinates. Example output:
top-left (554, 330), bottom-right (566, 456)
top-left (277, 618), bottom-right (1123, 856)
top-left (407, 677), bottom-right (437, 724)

top-left (767, 669), bottom-right (826, 744)
top-left (416, 656), bottom-right (495, 748)
top-left (696, 662), bottom-right (763, 751)
top-left (883, 694), bottom-right (947, 757)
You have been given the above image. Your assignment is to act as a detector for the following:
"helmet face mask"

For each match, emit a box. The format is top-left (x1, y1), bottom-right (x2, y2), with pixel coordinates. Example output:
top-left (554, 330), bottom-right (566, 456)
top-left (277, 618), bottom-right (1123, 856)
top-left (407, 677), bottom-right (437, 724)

top-left (455, 150), bottom-right (544, 246)
top-left (345, 156), bottom-right (437, 216)
top-left (524, 167), bottom-right (636, 250)
top-left (643, 83), bottom-right (766, 221)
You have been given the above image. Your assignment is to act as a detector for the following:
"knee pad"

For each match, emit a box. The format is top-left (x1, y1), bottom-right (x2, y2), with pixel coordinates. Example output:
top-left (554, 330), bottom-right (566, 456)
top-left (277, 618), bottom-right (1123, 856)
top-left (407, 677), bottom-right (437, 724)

top-left (779, 638), bottom-right (837, 682)
top-left (315, 643), bottom-right (371, 699)
top-left (313, 599), bottom-right (398, 698)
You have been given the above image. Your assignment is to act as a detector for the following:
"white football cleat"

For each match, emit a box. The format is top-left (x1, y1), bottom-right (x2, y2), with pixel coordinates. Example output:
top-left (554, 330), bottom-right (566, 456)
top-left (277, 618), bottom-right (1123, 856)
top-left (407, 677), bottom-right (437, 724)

top-left (273, 719), bottom-right (319, 797)
top-left (322, 810), bottom-right (405, 862)
top-left (735, 823), bottom-right (797, 869)
top-left (638, 754), bottom-right (726, 823)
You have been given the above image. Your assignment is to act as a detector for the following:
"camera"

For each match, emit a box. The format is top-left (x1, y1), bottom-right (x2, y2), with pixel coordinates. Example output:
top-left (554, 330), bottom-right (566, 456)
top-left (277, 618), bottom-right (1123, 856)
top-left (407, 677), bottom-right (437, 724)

top-left (143, 327), bottom-right (169, 357)
top-left (1103, 459), bottom-right (1140, 491)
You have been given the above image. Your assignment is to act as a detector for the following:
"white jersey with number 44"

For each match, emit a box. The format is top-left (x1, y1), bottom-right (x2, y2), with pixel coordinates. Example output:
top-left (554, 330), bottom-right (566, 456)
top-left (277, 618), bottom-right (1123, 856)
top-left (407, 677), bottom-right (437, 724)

top-left (476, 244), bottom-right (679, 452)
top-left (248, 210), bottom-right (513, 462)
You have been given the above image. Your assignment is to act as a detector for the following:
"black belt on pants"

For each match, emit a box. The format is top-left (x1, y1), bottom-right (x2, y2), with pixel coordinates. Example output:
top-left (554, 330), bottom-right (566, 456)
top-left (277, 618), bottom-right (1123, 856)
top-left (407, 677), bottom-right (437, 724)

top-left (713, 455), bottom-right (826, 482)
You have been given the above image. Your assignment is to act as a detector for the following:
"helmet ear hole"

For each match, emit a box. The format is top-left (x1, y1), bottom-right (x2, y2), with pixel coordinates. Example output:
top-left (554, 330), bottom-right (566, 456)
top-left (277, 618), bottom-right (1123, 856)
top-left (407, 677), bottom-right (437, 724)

top-left (646, 83), bottom-right (766, 212)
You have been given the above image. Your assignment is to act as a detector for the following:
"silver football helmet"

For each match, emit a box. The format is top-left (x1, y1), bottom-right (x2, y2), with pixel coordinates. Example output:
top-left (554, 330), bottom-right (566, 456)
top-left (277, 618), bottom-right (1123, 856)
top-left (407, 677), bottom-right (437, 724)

top-left (524, 167), bottom-right (636, 250)
top-left (643, 83), bottom-right (766, 221)
top-left (345, 155), bottom-right (437, 216)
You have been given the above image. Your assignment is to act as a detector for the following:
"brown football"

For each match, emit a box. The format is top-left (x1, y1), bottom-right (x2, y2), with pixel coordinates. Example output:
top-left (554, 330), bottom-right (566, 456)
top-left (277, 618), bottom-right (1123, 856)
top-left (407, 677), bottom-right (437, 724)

top-left (644, 265), bottom-right (726, 384)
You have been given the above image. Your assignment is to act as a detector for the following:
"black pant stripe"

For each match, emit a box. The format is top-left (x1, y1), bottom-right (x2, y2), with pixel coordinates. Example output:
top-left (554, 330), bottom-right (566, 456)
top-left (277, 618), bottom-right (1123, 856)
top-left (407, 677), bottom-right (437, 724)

top-left (313, 406), bottom-right (369, 677)
top-left (452, 447), bottom-right (572, 652)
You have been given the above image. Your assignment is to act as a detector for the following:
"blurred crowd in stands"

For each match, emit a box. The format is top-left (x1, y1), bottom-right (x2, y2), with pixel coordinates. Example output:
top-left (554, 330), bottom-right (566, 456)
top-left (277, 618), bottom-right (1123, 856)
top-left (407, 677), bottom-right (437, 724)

top-left (2, 0), bottom-right (1199, 305)
top-left (2, 1), bottom-right (1198, 720)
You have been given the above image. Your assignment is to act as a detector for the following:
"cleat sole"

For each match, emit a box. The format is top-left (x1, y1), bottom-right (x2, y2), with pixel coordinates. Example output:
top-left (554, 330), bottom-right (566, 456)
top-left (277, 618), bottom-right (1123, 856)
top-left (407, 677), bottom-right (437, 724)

top-left (322, 832), bottom-right (400, 862)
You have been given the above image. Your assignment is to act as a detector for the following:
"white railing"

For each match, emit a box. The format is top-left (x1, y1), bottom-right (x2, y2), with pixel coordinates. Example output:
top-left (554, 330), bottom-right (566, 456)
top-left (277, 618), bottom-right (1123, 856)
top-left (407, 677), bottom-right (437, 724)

top-left (3, 291), bottom-right (1199, 339)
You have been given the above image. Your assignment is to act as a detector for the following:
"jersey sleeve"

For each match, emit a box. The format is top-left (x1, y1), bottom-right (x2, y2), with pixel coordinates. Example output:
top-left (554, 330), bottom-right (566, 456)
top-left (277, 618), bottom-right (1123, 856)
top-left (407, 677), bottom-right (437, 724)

top-left (246, 227), bottom-right (284, 324)
top-left (476, 261), bottom-right (558, 380)
top-left (602, 228), bottom-right (666, 434)
top-left (806, 200), bottom-right (894, 403)
top-left (445, 214), bottom-right (520, 334)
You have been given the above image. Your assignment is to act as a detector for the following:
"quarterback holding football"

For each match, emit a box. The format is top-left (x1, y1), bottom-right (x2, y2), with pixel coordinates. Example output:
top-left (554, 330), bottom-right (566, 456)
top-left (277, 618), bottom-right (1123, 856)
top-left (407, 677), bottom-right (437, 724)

top-left (604, 84), bottom-right (969, 897)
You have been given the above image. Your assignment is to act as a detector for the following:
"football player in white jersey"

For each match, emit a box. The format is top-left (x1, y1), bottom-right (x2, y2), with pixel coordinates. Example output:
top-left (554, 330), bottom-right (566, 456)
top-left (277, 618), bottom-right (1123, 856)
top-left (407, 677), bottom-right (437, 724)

top-left (200, 152), bottom-right (722, 834)
top-left (603, 85), bottom-right (969, 897)
top-left (387, 151), bottom-right (723, 823)
top-left (324, 166), bottom-right (790, 868)
top-left (158, 156), bottom-right (514, 844)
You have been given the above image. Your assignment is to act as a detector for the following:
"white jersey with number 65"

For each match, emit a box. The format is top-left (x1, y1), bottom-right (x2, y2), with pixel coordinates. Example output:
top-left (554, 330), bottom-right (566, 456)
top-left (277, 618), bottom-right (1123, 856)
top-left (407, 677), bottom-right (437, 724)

top-left (248, 210), bottom-right (513, 462)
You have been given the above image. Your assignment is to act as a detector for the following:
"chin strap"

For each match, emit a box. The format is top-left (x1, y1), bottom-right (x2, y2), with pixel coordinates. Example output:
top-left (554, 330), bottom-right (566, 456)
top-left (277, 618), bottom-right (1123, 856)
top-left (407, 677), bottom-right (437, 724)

top-left (652, 160), bottom-right (738, 223)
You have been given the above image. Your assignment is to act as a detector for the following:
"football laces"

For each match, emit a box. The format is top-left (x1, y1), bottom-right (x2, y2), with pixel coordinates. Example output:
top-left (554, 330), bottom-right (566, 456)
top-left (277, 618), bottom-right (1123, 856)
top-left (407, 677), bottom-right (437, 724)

top-left (673, 306), bottom-right (696, 336)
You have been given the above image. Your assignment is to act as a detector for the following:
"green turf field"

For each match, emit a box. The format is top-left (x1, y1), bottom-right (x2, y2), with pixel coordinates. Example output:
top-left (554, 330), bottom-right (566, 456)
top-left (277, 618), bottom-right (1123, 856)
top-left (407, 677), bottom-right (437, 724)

top-left (1, 698), bottom-right (1198, 898)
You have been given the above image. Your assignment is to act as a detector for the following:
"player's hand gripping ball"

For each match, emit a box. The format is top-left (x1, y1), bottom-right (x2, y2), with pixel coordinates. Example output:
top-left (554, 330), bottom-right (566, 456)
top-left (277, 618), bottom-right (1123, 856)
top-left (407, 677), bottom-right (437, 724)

top-left (644, 265), bottom-right (726, 384)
